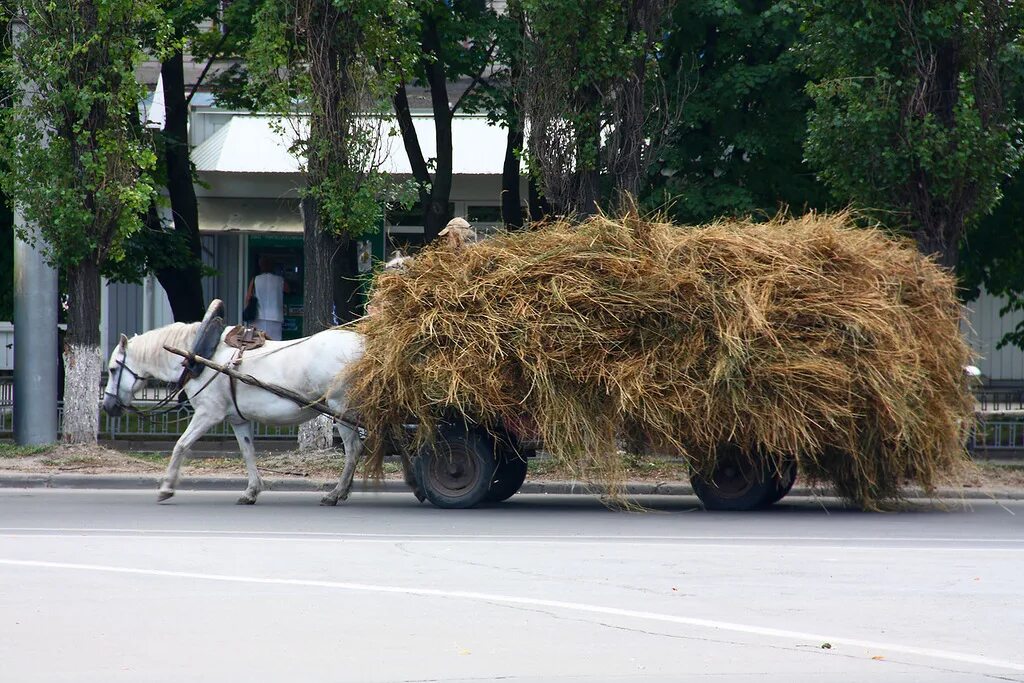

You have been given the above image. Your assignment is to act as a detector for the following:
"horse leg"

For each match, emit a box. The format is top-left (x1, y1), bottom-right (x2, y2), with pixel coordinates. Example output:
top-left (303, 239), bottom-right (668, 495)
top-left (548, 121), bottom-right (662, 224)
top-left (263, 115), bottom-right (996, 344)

top-left (321, 422), bottom-right (362, 506)
top-left (230, 421), bottom-right (264, 505)
top-left (159, 412), bottom-right (219, 502)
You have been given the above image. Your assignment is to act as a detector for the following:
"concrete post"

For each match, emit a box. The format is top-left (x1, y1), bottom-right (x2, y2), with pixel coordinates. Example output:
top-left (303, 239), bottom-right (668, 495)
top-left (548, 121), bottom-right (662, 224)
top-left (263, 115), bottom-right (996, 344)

top-left (10, 17), bottom-right (59, 445)
top-left (13, 209), bottom-right (59, 445)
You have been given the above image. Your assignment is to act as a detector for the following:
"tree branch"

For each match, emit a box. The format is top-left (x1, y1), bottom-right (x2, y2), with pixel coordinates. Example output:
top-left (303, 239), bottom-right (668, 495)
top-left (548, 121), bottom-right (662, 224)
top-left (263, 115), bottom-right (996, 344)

top-left (392, 81), bottom-right (432, 192)
top-left (185, 25), bottom-right (233, 108)
top-left (451, 38), bottom-right (499, 115)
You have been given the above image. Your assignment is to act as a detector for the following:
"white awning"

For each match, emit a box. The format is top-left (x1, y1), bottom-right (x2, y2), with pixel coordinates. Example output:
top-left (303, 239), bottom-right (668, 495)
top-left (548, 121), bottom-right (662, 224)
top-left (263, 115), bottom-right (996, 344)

top-left (198, 197), bottom-right (303, 234)
top-left (192, 116), bottom-right (303, 174)
top-left (192, 114), bottom-right (512, 175)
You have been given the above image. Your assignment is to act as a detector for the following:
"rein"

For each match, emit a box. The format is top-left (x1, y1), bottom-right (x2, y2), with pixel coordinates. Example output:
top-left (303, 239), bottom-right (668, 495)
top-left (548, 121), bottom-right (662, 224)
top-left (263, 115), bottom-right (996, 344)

top-left (109, 325), bottom-right (327, 423)
top-left (104, 348), bottom-right (221, 422)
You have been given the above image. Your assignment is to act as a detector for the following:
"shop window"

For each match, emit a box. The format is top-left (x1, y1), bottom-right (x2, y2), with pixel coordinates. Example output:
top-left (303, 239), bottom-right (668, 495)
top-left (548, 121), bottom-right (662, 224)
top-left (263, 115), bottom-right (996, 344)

top-left (386, 202), bottom-right (455, 227)
top-left (467, 205), bottom-right (503, 224)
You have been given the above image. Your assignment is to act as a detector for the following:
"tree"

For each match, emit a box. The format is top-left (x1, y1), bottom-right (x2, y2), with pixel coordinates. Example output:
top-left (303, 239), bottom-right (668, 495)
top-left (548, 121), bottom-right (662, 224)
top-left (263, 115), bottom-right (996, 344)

top-left (144, 0), bottom-right (219, 323)
top-left (801, 0), bottom-right (1024, 270)
top-left (0, 193), bottom-right (12, 321)
top-left (105, 1), bottom-right (252, 322)
top-left (1, 0), bottom-right (159, 443)
top-left (644, 0), bottom-right (829, 223)
top-left (515, 0), bottom-right (673, 217)
top-left (247, 0), bottom-right (414, 328)
top-left (391, 0), bottom-right (498, 241)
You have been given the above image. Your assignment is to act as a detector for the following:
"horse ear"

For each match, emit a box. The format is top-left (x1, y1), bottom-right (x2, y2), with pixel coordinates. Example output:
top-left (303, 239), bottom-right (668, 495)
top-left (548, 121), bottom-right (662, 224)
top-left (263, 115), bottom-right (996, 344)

top-left (119, 333), bottom-right (128, 349)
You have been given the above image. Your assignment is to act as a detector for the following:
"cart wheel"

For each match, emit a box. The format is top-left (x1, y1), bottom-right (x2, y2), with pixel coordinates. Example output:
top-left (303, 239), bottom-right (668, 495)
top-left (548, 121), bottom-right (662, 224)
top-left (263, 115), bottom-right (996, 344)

top-left (416, 428), bottom-right (497, 509)
top-left (486, 456), bottom-right (529, 503)
top-left (690, 445), bottom-right (776, 511)
top-left (761, 456), bottom-right (797, 507)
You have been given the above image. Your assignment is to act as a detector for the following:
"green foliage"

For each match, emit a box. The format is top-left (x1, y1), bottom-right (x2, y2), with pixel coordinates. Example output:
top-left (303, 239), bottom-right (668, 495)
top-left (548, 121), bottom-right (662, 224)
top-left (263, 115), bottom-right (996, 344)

top-left (245, 0), bottom-right (418, 237)
top-left (0, 190), bottom-right (11, 320)
top-left (0, 1), bottom-right (160, 268)
top-left (959, 170), bottom-right (1024, 349)
top-left (405, 0), bottom-right (500, 107)
top-left (801, 0), bottom-right (1024, 247)
top-left (390, 0), bottom-right (504, 227)
top-left (644, 0), bottom-right (829, 223)
top-left (517, 0), bottom-right (647, 175)
top-left (512, 0), bottom-right (672, 213)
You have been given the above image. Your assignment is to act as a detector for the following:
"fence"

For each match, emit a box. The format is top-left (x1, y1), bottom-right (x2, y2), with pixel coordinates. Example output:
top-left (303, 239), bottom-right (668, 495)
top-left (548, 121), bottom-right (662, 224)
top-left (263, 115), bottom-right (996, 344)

top-left (0, 379), bottom-right (299, 441)
top-left (1, 377), bottom-right (1022, 453)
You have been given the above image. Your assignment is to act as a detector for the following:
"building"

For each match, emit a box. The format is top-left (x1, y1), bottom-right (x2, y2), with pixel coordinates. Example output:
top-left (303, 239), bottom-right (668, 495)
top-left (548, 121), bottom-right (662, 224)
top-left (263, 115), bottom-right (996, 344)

top-left (9, 84), bottom-right (1024, 389)
top-left (101, 93), bottom-right (526, 353)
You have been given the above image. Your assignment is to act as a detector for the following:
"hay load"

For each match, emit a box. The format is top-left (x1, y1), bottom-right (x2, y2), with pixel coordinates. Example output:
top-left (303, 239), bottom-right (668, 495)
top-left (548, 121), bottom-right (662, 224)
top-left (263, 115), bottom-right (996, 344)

top-left (344, 213), bottom-right (974, 509)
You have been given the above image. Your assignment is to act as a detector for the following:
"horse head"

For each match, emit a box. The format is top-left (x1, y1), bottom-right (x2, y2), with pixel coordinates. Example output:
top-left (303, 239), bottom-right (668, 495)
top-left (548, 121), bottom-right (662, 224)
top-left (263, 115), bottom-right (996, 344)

top-left (102, 333), bottom-right (148, 417)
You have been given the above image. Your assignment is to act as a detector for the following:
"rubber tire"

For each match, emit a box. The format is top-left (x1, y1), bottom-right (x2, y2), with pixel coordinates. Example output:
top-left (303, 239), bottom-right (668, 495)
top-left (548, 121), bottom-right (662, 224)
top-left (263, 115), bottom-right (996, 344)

top-left (485, 456), bottom-right (529, 503)
top-left (416, 428), bottom-right (498, 509)
top-left (761, 457), bottom-right (797, 507)
top-left (690, 446), bottom-right (776, 511)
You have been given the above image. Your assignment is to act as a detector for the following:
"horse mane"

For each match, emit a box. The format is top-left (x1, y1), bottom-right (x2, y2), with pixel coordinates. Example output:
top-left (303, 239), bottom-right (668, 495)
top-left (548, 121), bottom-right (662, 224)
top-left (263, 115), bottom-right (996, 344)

top-left (128, 322), bottom-right (202, 372)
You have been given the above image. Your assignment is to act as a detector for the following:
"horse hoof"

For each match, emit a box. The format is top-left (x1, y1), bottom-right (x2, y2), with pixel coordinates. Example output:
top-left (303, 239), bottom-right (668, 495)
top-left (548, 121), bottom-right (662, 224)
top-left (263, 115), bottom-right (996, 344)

top-left (320, 496), bottom-right (339, 506)
top-left (236, 496), bottom-right (257, 505)
top-left (157, 490), bottom-right (174, 502)
top-left (414, 489), bottom-right (426, 503)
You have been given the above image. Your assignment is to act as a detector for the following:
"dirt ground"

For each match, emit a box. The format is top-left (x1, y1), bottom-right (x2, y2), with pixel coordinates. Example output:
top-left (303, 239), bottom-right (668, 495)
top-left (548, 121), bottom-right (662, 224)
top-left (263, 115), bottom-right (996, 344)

top-left (2, 442), bottom-right (1023, 492)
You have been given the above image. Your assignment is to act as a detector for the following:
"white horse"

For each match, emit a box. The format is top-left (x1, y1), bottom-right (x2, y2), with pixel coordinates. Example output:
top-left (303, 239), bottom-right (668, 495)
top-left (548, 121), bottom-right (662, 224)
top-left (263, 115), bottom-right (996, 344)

top-left (101, 322), bottom-right (368, 505)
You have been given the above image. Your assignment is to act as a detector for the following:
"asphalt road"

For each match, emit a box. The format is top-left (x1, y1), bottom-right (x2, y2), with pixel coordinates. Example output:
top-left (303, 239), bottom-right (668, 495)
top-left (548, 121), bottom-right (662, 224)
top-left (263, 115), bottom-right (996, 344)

top-left (0, 489), bottom-right (1021, 682)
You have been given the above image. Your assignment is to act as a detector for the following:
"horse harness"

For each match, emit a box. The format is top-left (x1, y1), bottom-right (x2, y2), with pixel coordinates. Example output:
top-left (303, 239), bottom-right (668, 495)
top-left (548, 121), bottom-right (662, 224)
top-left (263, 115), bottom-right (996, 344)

top-left (215, 324), bottom-right (267, 421)
top-left (105, 347), bottom-right (192, 418)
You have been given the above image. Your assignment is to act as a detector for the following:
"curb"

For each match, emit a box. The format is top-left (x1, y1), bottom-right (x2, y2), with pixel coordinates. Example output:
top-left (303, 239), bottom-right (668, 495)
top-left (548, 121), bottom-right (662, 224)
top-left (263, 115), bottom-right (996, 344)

top-left (0, 473), bottom-right (1021, 501)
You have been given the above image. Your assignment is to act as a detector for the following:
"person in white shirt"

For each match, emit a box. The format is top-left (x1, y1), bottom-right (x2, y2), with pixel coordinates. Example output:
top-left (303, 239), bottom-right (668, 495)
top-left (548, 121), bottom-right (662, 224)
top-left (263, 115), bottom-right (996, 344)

top-left (244, 255), bottom-right (289, 340)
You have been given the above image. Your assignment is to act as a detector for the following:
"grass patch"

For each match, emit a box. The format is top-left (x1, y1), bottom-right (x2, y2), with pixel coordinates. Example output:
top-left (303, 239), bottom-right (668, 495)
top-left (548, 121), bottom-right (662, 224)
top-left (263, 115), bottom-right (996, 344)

top-left (0, 442), bottom-right (54, 458)
top-left (125, 452), bottom-right (169, 464)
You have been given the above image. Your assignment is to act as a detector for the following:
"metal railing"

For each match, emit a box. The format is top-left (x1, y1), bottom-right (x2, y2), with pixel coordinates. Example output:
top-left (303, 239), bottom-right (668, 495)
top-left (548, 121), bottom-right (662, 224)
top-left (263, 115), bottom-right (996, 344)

top-left (975, 389), bottom-right (1024, 414)
top-left (968, 419), bottom-right (1024, 452)
top-left (1, 380), bottom-right (299, 441)
top-left (2, 377), bottom-right (1023, 452)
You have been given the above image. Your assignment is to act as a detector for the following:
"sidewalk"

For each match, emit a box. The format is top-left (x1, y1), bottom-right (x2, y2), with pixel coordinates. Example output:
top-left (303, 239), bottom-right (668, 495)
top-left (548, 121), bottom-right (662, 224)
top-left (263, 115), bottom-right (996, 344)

top-left (1, 471), bottom-right (1022, 501)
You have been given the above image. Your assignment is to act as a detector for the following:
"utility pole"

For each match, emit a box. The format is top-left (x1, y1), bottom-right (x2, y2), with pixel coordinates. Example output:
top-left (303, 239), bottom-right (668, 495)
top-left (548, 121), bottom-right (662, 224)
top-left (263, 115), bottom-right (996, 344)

top-left (11, 17), bottom-right (59, 445)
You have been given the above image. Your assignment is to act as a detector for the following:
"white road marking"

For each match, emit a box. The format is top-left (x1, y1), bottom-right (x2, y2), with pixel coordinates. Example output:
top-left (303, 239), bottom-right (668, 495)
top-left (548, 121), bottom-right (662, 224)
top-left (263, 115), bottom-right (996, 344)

top-left (0, 557), bottom-right (1021, 673)
top-left (0, 532), bottom-right (1022, 552)
top-left (0, 527), bottom-right (1021, 544)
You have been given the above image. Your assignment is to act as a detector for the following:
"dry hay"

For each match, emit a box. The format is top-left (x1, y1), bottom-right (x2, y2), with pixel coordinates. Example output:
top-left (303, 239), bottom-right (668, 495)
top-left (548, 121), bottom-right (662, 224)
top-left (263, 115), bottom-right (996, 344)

top-left (341, 212), bottom-right (975, 508)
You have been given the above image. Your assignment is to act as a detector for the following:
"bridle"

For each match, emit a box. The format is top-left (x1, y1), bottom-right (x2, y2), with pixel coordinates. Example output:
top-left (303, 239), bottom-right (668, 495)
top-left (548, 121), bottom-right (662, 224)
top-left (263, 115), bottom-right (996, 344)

top-left (103, 345), bottom-right (204, 418)
top-left (104, 346), bottom-right (144, 412)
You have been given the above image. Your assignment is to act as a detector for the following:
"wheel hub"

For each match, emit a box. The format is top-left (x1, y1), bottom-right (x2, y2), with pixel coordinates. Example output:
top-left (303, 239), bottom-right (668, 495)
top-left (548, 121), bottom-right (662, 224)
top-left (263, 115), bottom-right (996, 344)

top-left (429, 449), bottom-right (479, 497)
top-left (711, 455), bottom-right (756, 497)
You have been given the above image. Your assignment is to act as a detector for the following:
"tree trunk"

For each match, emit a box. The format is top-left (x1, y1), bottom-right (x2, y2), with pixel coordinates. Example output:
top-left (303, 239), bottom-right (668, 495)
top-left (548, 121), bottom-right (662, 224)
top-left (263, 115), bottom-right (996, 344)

top-left (528, 174), bottom-right (551, 222)
top-left (611, 61), bottom-right (647, 208)
top-left (153, 50), bottom-right (205, 323)
top-left (62, 256), bottom-right (102, 444)
top-left (503, 10), bottom-right (526, 231)
top-left (301, 196), bottom-right (338, 335)
top-left (610, 0), bottom-right (668, 209)
top-left (393, 83), bottom-right (432, 208)
top-left (391, 15), bottom-right (455, 243)
top-left (501, 120), bottom-right (525, 230)
top-left (905, 41), bottom-right (966, 272)
top-left (298, 195), bottom-right (340, 451)
top-left (914, 212), bottom-right (963, 271)
top-left (332, 237), bottom-right (362, 323)
top-left (574, 96), bottom-right (602, 218)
